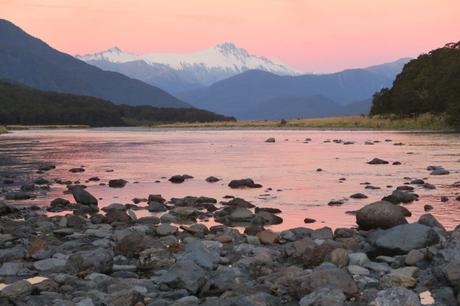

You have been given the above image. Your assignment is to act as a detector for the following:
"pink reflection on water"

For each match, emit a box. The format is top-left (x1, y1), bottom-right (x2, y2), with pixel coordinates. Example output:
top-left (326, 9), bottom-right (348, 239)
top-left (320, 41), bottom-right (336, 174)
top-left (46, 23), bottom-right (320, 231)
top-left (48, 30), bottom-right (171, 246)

top-left (1, 128), bottom-right (460, 231)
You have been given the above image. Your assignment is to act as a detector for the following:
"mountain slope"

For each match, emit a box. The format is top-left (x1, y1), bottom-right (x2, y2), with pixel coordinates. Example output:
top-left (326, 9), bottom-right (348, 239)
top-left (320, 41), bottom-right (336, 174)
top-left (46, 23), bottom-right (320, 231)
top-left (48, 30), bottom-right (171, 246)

top-left (364, 58), bottom-right (412, 80)
top-left (0, 19), bottom-right (189, 108)
top-left (0, 80), bottom-right (234, 126)
top-left (178, 69), bottom-right (392, 118)
top-left (77, 43), bottom-right (299, 93)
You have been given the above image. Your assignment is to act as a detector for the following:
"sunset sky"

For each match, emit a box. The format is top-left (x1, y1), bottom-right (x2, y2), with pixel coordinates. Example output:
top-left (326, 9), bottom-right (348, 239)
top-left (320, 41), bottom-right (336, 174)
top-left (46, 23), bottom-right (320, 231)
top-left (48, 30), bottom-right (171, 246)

top-left (1, 0), bottom-right (459, 72)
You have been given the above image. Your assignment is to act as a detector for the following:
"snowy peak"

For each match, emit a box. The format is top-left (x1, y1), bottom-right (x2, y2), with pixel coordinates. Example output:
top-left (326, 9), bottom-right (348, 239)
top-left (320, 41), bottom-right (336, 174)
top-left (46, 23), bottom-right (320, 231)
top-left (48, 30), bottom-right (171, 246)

top-left (76, 42), bottom-right (300, 76)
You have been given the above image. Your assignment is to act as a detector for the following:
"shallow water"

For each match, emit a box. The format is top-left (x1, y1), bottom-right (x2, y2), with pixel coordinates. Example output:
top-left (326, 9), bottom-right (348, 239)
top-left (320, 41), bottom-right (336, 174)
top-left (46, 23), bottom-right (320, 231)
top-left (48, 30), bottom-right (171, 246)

top-left (1, 128), bottom-right (460, 230)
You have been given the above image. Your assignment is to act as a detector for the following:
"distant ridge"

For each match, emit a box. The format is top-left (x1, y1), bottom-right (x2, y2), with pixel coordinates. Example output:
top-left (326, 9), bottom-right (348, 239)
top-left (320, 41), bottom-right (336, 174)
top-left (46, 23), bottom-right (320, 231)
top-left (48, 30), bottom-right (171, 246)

top-left (0, 19), bottom-right (190, 108)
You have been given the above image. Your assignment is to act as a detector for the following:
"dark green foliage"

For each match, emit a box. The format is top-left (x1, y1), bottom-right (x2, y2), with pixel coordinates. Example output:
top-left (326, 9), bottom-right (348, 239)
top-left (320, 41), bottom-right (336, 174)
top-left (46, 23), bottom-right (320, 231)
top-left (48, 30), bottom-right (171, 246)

top-left (0, 81), bottom-right (234, 126)
top-left (370, 42), bottom-right (460, 127)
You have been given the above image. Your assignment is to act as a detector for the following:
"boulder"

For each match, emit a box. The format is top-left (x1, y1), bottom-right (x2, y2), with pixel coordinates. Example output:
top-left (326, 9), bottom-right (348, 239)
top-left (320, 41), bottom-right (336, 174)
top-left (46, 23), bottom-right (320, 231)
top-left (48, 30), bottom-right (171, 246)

top-left (108, 179), bottom-right (128, 188)
top-left (256, 230), bottom-right (279, 244)
top-left (265, 137), bottom-right (276, 143)
top-left (382, 190), bottom-right (418, 204)
top-left (299, 288), bottom-right (346, 306)
top-left (72, 188), bottom-right (98, 206)
top-left (375, 223), bottom-right (440, 254)
top-left (157, 260), bottom-right (207, 294)
top-left (228, 178), bottom-right (262, 189)
top-left (368, 158), bottom-right (389, 165)
top-left (379, 267), bottom-right (418, 289)
top-left (148, 201), bottom-right (168, 212)
top-left (206, 176), bottom-right (220, 183)
top-left (356, 201), bottom-right (407, 230)
top-left (66, 248), bottom-right (113, 274)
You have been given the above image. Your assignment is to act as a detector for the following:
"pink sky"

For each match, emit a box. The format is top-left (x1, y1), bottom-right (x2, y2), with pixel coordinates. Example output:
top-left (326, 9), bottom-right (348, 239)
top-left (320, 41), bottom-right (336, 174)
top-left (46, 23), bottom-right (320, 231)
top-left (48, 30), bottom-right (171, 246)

top-left (1, 0), bottom-right (459, 72)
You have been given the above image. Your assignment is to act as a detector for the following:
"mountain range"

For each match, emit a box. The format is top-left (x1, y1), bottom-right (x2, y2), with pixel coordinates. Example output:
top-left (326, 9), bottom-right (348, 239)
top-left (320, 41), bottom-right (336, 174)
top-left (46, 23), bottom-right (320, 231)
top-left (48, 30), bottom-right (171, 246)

top-left (177, 59), bottom-right (410, 119)
top-left (76, 43), bottom-right (299, 93)
top-left (0, 19), bottom-right (189, 108)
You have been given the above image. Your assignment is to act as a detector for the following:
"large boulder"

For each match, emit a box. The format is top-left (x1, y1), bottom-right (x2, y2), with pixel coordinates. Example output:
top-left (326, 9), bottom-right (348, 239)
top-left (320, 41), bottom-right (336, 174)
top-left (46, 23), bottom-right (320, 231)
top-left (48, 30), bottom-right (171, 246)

top-left (356, 201), bottom-right (407, 230)
top-left (72, 188), bottom-right (98, 206)
top-left (375, 223), bottom-right (440, 254)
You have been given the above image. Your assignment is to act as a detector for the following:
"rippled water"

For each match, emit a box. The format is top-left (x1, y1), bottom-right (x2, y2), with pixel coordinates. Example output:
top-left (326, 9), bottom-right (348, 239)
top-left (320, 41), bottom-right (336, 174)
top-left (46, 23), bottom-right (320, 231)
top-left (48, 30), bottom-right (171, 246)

top-left (1, 128), bottom-right (460, 230)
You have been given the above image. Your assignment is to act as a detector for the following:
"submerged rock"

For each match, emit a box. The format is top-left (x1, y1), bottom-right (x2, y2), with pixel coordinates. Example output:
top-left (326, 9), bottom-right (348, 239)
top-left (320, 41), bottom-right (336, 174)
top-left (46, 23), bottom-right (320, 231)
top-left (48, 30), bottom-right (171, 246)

top-left (228, 178), bottom-right (262, 189)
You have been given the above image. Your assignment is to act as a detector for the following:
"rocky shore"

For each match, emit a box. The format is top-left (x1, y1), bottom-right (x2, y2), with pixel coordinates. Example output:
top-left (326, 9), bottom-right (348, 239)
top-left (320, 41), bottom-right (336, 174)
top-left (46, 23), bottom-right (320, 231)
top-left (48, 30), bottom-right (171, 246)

top-left (0, 166), bottom-right (459, 306)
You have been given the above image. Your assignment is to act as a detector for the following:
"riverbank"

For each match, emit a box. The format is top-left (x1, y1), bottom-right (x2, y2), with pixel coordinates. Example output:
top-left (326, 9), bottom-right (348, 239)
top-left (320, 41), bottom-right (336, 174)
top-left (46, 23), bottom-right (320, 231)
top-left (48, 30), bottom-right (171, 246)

top-left (0, 126), bottom-right (7, 134)
top-left (154, 114), bottom-right (450, 130)
top-left (4, 124), bottom-right (90, 131)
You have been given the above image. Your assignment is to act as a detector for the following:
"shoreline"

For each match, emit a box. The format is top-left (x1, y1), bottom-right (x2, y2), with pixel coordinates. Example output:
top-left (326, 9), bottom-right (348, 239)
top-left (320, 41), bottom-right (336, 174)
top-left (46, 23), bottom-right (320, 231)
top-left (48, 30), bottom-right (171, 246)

top-left (0, 156), bottom-right (459, 304)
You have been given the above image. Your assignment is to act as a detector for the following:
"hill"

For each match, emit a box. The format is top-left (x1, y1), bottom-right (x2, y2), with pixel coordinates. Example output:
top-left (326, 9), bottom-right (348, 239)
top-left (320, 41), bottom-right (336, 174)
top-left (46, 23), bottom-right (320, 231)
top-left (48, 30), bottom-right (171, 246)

top-left (370, 42), bottom-right (460, 127)
top-left (0, 19), bottom-right (189, 108)
top-left (0, 81), bottom-right (234, 126)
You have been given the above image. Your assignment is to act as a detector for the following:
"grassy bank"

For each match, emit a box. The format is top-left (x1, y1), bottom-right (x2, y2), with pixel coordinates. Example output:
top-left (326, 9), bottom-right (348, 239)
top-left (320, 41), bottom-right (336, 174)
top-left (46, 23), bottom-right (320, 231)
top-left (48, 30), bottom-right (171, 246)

top-left (5, 124), bottom-right (90, 131)
top-left (0, 125), bottom-right (8, 134)
top-left (154, 114), bottom-right (450, 130)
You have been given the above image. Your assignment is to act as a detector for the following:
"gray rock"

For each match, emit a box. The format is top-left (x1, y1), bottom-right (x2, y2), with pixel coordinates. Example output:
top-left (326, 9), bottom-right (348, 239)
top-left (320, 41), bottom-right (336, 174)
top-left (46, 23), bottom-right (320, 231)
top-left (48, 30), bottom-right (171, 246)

top-left (33, 258), bottom-right (67, 272)
top-left (300, 267), bottom-right (359, 297)
top-left (66, 248), bottom-right (113, 274)
top-left (299, 288), bottom-right (346, 306)
top-left (356, 201), bottom-right (407, 230)
top-left (157, 260), bottom-right (207, 294)
top-left (177, 238), bottom-right (220, 270)
top-left (0, 279), bottom-right (32, 299)
top-left (0, 262), bottom-right (32, 276)
top-left (148, 201), bottom-right (168, 212)
top-left (72, 188), bottom-right (98, 206)
top-left (382, 190), bottom-right (418, 204)
top-left (108, 179), bottom-right (128, 188)
top-left (373, 287), bottom-right (421, 306)
top-left (375, 223), bottom-right (440, 254)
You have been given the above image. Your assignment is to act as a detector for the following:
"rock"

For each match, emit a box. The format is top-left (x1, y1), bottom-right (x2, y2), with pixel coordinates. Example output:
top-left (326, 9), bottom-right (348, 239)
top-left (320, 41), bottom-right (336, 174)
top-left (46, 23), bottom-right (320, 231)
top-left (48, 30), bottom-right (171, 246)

top-left (102, 203), bottom-right (127, 212)
top-left (33, 258), bottom-right (67, 272)
top-left (148, 194), bottom-right (166, 203)
top-left (169, 175), bottom-right (193, 183)
top-left (431, 169), bottom-right (450, 175)
top-left (256, 230), bottom-right (278, 244)
top-left (33, 177), bottom-right (50, 185)
top-left (108, 179), bottom-right (128, 188)
top-left (222, 197), bottom-right (255, 208)
top-left (105, 210), bottom-right (131, 224)
top-left (375, 223), bottom-right (440, 254)
top-left (137, 216), bottom-right (160, 225)
top-left (373, 287), bottom-right (421, 306)
top-left (304, 218), bottom-right (316, 224)
top-left (265, 137), bottom-right (276, 143)
top-left (72, 187), bottom-right (98, 205)
top-left (139, 246), bottom-right (175, 270)
top-left (228, 178), bottom-right (262, 189)
top-left (177, 238), bottom-right (220, 270)
top-left (4, 191), bottom-right (31, 200)
top-left (69, 167), bottom-right (85, 173)
top-left (368, 158), bottom-right (389, 165)
top-left (418, 213), bottom-right (445, 230)
top-left (423, 204), bottom-right (433, 212)
top-left (254, 210), bottom-right (283, 225)
top-left (379, 267), bottom-right (418, 288)
top-left (347, 265), bottom-right (370, 276)
top-left (351, 193), bottom-right (368, 199)
top-left (327, 248), bottom-right (349, 268)
top-left (107, 290), bottom-right (144, 306)
top-left (148, 201), bottom-right (168, 212)
top-left (0, 262), bottom-right (31, 276)
top-left (410, 179), bottom-right (425, 185)
top-left (229, 207), bottom-right (254, 221)
top-left (66, 248), bottom-right (113, 274)
top-left (349, 252), bottom-right (370, 266)
top-left (356, 201), bottom-right (407, 230)
top-left (115, 233), bottom-right (162, 258)
top-left (311, 227), bottom-right (333, 240)
top-left (206, 176), bottom-right (220, 183)
top-left (299, 288), bottom-right (346, 306)
top-left (405, 250), bottom-right (425, 266)
top-left (156, 224), bottom-right (178, 236)
top-left (300, 268), bottom-right (359, 297)
top-left (157, 260), bottom-right (207, 294)
top-left (0, 202), bottom-right (17, 215)
top-left (0, 279), bottom-right (32, 299)
top-left (303, 240), bottom-right (338, 267)
top-left (171, 207), bottom-right (199, 219)
top-left (382, 190), bottom-right (418, 204)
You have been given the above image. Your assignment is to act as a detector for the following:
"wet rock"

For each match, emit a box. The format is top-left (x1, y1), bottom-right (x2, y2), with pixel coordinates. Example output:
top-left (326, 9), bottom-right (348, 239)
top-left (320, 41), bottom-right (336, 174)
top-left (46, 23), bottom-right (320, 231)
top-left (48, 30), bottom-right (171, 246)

top-left (148, 201), bottom-right (168, 212)
top-left (423, 204), bottom-right (433, 212)
top-left (169, 175), bottom-right (193, 183)
top-left (418, 213), bottom-right (445, 231)
top-left (375, 223), bottom-right (440, 254)
top-left (148, 194), bottom-right (166, 203)
top-left (72, 187), bottom-right (98, 206)
top-left (356, 201), bottom-right (407, 230)
top-left (228, 178), bottom-right (262, 189)
top-left (430, 169), bottom-right (450, 175)
top-left (304, 218), bottom-right (316, 224)
top-left (102, 203), bottom-right (127, 212)
top-left (351, 193), bottom-right (368, 199)
top-left (254, 210), bottom-right (283, 225)
top-left (300, 267), bottom-right (359, 297)
top-left (265, 137), bottom-right (276, 143)
top-left (33, 177), bottom-right (50, 185)
top-left (222, 197), bottom-right (255, 208)
top-left (104, 210), bottom-right (132, 224)
top-left (382, 190), bottom-right (418, 204)
top-left (69, 167), bottom-right (85, 173)
top-left (137, 216), bottom-right (160, 225)
top-left (4, 191), bottom-right (32, 200)
top-left (108, 179), bottom-right (128, 188)
top-left (368, 158), bottom-right (389, 165)
top-left (311, 227), bottom-right (333, 240)
top-left (373, 287), bottom-right (421, 306)
top-left (205, 176), bottom-right (220, 183)
top-left (299, 288), bottom-right (346, 306)
top-left (156, 224), bottom-right (178, 236)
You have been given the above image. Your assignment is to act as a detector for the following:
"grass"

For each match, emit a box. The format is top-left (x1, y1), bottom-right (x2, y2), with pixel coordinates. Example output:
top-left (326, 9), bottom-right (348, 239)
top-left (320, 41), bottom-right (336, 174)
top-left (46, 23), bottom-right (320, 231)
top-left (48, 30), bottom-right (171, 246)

top-left (153, 114), bottom-right (450, 130)
top-left (0, 125), bottom-right (8, 134)
top-left (5, 124), bottom-right (90, 130)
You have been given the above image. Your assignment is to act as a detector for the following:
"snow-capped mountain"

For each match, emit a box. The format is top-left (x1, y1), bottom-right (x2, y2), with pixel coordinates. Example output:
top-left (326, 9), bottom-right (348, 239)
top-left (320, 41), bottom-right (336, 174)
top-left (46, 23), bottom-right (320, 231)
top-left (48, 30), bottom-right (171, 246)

top-left (76, 43), bottom-right (300, 93)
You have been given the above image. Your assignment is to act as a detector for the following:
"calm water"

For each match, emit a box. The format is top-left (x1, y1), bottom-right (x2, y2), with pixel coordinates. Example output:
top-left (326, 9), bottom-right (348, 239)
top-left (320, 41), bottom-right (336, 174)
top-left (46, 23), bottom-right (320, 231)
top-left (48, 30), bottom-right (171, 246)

top-left (1, 128), bottom-right (460, 230)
